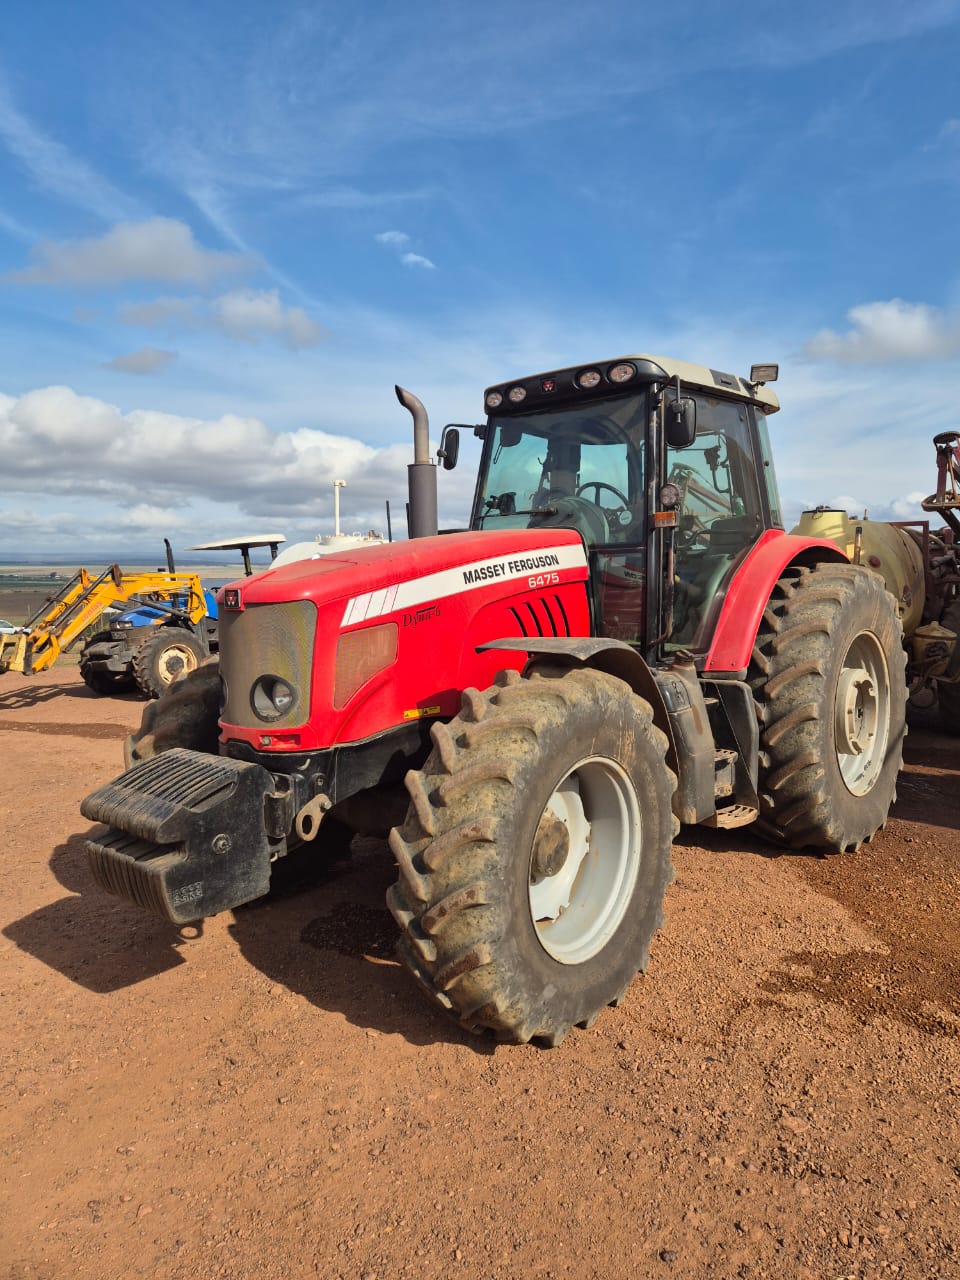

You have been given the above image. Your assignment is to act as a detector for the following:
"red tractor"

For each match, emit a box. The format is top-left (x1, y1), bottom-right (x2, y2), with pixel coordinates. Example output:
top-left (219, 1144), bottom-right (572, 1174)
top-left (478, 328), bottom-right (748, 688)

top-left (81, 353), bottom-right (906, 1045)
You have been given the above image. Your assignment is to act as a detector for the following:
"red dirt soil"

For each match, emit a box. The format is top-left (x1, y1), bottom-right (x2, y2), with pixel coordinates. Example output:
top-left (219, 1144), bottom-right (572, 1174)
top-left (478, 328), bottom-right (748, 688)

top-left (2, 667), bottom-right (958, 1280)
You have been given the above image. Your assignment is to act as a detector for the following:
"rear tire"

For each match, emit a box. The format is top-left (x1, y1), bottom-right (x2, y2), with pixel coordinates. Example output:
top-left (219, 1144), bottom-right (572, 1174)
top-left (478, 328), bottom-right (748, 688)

top-left (937, 599), bottom-right (960, 734)
top-left (132, 629), bottom-right (205, 699)
top-left (387, 667), bottom-right (677, 1046)
top-left (749, 563), bottom-right (906, 851)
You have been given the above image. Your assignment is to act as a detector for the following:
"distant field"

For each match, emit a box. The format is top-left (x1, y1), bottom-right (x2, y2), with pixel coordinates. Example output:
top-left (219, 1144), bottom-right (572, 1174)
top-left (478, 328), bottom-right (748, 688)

top-left (0, 561), bottom-right (252, 579)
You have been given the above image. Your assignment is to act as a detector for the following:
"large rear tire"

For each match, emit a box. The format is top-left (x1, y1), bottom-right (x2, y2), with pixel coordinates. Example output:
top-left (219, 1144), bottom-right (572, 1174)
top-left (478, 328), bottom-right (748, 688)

top-left (132, 628), bottom-right (205, 699)
top-left (936, 599), bottom-right (960, 735)
top-left (387, 666), bottom-right (677, 1046)
top-left (749, 563), bottom-right (906, 851)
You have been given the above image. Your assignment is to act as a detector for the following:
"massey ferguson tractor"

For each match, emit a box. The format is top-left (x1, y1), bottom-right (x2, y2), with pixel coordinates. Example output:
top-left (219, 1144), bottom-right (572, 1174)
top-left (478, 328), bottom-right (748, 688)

top-left (82, 352), bottom-right (951, 1046)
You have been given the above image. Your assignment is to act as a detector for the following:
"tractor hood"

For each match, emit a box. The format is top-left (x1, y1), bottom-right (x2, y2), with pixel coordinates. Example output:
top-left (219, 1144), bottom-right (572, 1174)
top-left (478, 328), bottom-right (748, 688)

top-left (215, 527), bottom-right (592, 753)
top-left (219, 528), bottom-right (589, 613)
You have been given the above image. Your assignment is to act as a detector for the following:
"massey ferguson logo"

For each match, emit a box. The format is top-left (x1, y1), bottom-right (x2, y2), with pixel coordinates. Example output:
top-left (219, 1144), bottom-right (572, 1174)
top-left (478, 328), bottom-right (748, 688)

top-left (403, 604), bottom-right (440, 628)
top-left (462, 552), bottom-right (561, 585)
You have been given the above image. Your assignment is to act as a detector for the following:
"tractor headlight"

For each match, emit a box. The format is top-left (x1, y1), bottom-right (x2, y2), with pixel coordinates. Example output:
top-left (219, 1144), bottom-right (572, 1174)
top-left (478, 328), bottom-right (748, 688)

top-left (251, 674), bottom-right (298, 722)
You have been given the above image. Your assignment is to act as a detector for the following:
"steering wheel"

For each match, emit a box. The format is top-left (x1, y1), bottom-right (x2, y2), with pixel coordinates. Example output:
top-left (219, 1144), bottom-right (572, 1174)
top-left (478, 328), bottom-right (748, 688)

top-left (576, 481), bottom-right (629, 507)
top-left (528, 495), bottom-right (609, 544)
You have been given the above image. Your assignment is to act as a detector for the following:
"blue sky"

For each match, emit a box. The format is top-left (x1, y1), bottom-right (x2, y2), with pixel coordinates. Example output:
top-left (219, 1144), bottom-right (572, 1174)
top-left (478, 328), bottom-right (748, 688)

top-left (1, 0), bottom-right (958, 559)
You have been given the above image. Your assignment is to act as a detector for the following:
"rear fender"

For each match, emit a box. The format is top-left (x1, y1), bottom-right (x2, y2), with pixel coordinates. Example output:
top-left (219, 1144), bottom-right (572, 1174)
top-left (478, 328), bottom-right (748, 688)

top-left (704, 530), bottom-right (848, 677)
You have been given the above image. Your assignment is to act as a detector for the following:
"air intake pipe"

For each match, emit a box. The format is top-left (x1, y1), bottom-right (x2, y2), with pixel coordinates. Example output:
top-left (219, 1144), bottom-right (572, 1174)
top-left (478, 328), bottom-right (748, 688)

top-left (396, 384), bottom-right (438, 538)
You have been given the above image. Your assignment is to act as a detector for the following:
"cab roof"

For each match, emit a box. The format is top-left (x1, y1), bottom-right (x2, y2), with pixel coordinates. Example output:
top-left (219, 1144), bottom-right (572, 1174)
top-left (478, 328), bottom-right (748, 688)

top-left (484, 352), bottom-right (780, 415)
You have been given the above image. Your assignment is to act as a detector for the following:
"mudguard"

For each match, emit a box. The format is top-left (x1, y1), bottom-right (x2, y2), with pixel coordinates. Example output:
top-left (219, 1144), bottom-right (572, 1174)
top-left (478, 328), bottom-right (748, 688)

top-left (704, 529), bottom-right (848, 676)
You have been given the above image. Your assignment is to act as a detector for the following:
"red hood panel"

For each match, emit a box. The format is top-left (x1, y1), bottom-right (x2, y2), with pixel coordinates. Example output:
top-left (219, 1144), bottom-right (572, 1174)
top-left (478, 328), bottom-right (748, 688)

top-left (221, 528), bottom-right (588, 608)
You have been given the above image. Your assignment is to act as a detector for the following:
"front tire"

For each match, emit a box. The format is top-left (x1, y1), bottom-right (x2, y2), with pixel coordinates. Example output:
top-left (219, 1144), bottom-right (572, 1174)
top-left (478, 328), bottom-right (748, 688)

top-left (132, 628), bottom-right (205, 699)
top-left (79, 663), bottom-right (135, 696)
top-left (749, 563), bottom-right (906, 851)
top-left (387, 667), bottom-right (677, 1046)
top-left (125, 658), bottom-right (222, 765)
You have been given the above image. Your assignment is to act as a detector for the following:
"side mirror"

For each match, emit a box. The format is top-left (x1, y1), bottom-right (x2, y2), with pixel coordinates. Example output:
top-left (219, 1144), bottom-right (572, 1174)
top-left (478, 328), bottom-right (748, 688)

top-left (438, 426), bottom-right (460, 470)
top-left (666, 397), bottom-right (697, 449)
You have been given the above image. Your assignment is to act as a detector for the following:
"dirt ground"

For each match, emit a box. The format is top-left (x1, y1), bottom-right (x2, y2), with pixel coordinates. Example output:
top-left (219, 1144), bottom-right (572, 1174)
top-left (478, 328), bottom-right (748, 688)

top-left (2, 667), bottom-right (958, 1280)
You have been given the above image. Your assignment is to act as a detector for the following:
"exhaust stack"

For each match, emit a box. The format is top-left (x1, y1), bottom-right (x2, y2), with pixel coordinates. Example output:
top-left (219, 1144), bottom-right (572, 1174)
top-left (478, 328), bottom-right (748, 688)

top-left (396, 385), bottom-right (438, 538)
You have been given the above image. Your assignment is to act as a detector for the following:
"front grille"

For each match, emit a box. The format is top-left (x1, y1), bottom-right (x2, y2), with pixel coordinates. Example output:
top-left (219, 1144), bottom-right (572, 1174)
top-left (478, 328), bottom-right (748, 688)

top-left (220, 601), bottom-right (317, 729)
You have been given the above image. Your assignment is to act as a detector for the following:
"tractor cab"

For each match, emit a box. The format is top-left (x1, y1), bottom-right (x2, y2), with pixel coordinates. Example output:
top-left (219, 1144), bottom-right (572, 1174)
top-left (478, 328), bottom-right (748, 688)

top-left (469, 354), bottom-right (783, 662)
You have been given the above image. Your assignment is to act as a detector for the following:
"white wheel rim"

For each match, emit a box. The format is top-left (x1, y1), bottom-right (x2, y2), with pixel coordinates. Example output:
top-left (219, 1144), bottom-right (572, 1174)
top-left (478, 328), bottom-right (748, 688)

top-left (834, 631), bottom-right (890, 796)
top-left (528, 756), bottom-right (641, 965)
top-left (158, 643), bottom-right (198, 685)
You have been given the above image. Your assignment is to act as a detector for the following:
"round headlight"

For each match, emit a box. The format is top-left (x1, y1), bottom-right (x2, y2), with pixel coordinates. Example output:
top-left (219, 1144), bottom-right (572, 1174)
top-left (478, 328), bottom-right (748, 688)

top-left (508, 385), bottom-right (527, 403)
top-left (608, 362), bottom-right (636, 384)
top-left (251, 675), bottom-right (298, 722)
top-left (577, 369), bottom-right (602, 390)
top-left (486, 391), bottom-right (503, 409)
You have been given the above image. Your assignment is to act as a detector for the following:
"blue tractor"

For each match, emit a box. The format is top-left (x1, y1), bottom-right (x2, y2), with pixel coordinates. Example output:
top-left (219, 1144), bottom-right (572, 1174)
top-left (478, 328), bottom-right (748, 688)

top-left (78, 535), bottom-right (284, 698)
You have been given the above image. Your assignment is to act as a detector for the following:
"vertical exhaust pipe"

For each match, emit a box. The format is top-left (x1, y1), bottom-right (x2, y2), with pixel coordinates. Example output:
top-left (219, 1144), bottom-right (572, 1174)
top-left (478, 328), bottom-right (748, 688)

top-left (396, 385), bottom-right (438, 538)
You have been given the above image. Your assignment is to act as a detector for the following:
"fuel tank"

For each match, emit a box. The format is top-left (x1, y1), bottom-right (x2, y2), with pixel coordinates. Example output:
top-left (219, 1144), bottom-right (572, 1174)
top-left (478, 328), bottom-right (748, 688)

top-left (791, 509), bottom-right (924, 636)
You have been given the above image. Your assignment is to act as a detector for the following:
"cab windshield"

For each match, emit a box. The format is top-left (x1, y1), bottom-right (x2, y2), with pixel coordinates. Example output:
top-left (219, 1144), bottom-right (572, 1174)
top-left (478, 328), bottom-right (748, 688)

top-left (473, 392), bottom-right (649, 547)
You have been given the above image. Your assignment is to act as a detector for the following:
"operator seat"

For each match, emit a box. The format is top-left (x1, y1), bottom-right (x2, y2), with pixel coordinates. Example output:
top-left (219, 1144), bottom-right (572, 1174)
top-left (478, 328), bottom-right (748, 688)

top-left (673, 514), bottom-right (761, 645)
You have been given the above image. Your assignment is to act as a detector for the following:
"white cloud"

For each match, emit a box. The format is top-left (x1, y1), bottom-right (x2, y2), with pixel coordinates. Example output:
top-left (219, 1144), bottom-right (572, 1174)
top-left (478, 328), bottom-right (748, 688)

top-left (0, 385), bottom-right (450, 538)
top-left (213, 289), bottom-right (324, 347)
top-left (104, 347), bottom-right (178, 376)
top-left (120, 288), bottom-right (325, 349)
top-left (120, 297), bottom-right (198, 327)
top-left (802, 299), bottom-right (960, 363)
top-left (375, 230), bottom-right (436, 271)
top-left (8, 217), bottom-right (248, 287)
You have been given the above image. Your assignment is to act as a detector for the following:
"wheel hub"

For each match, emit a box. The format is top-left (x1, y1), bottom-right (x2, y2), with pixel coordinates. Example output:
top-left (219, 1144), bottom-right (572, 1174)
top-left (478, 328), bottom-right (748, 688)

top-left (528, 758), bottom-right (641, 965)
top-left (159, 645), bottom-right (196, 684)
top-left (530, 812), bottom-right (571, 882)
top-left (834, 666), bottom-right (877, 755)
top-left (833, 631), bottom-right (891, 797)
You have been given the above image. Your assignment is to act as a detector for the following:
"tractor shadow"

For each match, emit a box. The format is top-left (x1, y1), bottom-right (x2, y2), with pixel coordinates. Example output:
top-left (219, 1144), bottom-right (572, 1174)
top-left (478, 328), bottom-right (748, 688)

top-left (227, 837), bottom-right (489, 1051)
top-left (3, 828), bottom-right (483, 1050)
top-left (0, 681), bottom-right (143, 709)
top-left (2, 833), bottom-right (191, 990)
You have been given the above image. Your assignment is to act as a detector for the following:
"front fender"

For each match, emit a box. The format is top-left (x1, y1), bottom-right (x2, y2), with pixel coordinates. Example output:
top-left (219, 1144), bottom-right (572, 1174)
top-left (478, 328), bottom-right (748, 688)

top-left (476, 635), bottom-right (671, 740)
top-left (477, 636), bottom-right (720, 825)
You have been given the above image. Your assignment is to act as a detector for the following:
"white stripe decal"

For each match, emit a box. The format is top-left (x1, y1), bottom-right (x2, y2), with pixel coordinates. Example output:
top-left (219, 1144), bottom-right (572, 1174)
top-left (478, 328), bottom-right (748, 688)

top-left (340, 543), bottom-right (587, 628)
